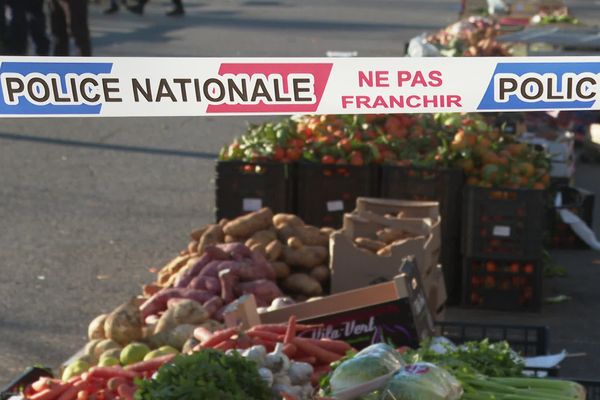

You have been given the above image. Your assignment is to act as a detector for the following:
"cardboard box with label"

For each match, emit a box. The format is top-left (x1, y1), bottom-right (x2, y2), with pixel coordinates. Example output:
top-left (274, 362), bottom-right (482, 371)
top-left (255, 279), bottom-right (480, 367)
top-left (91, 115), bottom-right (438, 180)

top-left (259, 260), bottom-right (434, 350)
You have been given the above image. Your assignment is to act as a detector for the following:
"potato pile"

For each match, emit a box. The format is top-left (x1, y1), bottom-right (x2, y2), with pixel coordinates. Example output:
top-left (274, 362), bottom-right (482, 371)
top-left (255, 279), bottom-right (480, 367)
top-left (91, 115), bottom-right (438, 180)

top-left (353, 226), bottom-right (413, 257)
top-left (155, 208), bottom-right (333, 302)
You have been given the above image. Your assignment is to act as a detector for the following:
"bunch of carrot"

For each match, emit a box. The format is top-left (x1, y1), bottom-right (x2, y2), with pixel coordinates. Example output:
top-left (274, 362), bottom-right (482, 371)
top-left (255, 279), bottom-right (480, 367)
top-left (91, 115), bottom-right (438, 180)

top-left (192, 316), bottom-right (353, 385)
top-left (24, 354), bottom-right (175, 400)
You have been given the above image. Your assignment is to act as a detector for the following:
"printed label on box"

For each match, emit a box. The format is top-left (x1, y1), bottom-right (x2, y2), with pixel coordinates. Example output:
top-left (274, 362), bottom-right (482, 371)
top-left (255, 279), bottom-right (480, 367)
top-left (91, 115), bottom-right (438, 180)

top-left (327, 200), bottom-right (344, 212)
top-left (243, 198), bottom-right (262, 212)
top-left (493, 225), bottom-right (511, 237)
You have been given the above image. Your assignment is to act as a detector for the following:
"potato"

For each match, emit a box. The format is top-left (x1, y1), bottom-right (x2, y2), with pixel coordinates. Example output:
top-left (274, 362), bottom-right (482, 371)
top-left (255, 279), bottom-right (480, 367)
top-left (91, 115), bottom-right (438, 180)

top-left (197, 224), bottom-right (224, 254)
top-left (157, 255), bottom-right (191, 286)
top-left (190, 226), bottom-right (208, 241)
top-left (320, 227), bottom-right (335, 236)
top-left (218, 218), bottom-right (229, 228)
top-left (223, 208), bottom-right (273, 238)
top-left (376, 228), bottom-right (409, 244)
top-left (276, 223), bottom-right (297, 243)
top-left (165, 324), bottom-right (196, 350)
top-left (287, 237), bottom-right (303, 249)
top-left (309, 265), bottom-right (330, 284)
top-left (182, 337), bottom-right (200, 354)
top-left (104, 298), bottom-right (143, 346)
top-left (224, 235), bottom-right (238, 243)
top-left (93, 339), bottom-right (121, 361)
top-left (246, 229), bottom-right (277, 247)
top-left (88, 314), bottom-right (107, 340)
top-left (199, 319), bottom-right (224, 332)
top-left (282, 273), bottom-right (323, 297)
top-left (272, 261), bottom-right (291, 279)
top-left (273, 213), bottom-right (303, 228)
top-left (154, 299), bottom-right (209, 334)
top-left (187, 240), bottom-right (199, 254)
top-left (265, 240), bottom-right (283, 261)
top-left (354, 237), bottom-right (385, 252)
top-left (84, 339), bottom-right (103, 362)
top-left (295, 225), bottom-right (329, 246)
top-left (250, 242), bottom-right (267, 256)
top-left (283, 246), bottom-right (328, 269)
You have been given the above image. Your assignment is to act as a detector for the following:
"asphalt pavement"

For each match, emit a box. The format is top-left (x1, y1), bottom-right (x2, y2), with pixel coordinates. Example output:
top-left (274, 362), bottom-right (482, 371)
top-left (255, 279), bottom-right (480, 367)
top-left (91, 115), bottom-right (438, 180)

top-left (1, 0), bottom-right (600, 386)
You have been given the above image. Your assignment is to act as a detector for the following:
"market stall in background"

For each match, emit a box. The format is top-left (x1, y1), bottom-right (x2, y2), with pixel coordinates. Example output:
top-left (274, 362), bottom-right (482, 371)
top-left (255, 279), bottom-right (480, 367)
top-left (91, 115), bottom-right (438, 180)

top-left (2, 0), bottom-right (600, 399)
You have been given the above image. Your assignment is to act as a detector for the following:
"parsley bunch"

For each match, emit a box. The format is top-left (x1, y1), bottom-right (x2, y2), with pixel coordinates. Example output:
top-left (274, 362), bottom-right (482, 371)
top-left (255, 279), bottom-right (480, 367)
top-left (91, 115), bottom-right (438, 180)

top-left (135, 350), bottom-right (272, 400)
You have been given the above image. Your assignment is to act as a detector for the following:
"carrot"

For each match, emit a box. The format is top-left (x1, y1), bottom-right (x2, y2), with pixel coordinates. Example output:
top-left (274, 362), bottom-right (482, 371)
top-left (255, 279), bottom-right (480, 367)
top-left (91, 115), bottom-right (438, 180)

top-left (76, 390), bottom-right (88, 400)
top-left (106, 377), bottom-right (128, 392)
top-left (31, 377), bottom-right (51, 392)
top-left (88, 367), bottom-right (138, 380)
top-left (213, 339), bottom-right (236, 351)
top-left (284, 315), bottom-right (297, 344)
top-left (193, 326), bottom-right (213, 342)
top-left (292, 338), bottom-right (342, 364)
top-left (125, 354), bottom-right (176, 372)
top-left (117, 384), bottom-right (136, 400)
top-left (246, 330), bottom-right (283, 342)
top-left (294, 356), bottom-right (317, 365)
top-left (29, 383), bottom-right (68, 400)
top-left (57, 380), bottom-right (88, 400)
top-left (282, 343), bottom-right (297, 357)
top-left (200, 327), bottom-right (238, 348)
top-left (303, 338), bottom-right (352, 354)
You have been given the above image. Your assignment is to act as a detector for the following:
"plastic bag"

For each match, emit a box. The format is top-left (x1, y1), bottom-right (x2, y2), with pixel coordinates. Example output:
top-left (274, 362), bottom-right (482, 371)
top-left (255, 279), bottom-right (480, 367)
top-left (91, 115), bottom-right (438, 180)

top-left (379, 362), bottom-right (463, 400)
top-left (487, 0), bottom-right (508, 15)
top-left (329, 344), bottom-right (406, 394)
top-left (406, 34), bottom-right (441, 58)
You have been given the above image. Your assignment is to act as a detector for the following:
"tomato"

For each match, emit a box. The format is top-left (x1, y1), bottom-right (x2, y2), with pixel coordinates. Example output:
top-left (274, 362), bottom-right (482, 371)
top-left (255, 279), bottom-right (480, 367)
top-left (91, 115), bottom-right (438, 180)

top-left (524, 263), bottom-right (534, 274)
top-left (485, 261), bottom-right (497, 273)
top-left (285, 148), bottom-right (302, 162)
top-left (337, 138), bottom-right (352, 153)
top-left (273, 147), bottom-right (285, 161)
top-left (242, 164), bottom-right (255, 173)
top-left (349, 151), bottom-right (364, 166)
top-left (321, 155), bottom-right (335, 165)
top-left (509, 262), bottom-right (520, 274)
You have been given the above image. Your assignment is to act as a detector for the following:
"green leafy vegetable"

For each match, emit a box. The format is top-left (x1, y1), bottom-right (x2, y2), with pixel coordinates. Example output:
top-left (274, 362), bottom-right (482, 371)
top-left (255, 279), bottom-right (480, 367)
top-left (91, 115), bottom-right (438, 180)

top-left (135, 349), bottom-right (272, 400)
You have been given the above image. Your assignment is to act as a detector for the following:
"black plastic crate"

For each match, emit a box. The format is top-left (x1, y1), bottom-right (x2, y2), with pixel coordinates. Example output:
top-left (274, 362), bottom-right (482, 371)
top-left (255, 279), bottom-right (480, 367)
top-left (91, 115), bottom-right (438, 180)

top-left (434, 321), bottom-right (556, 377)
top-left (462, 257), bottom-right (543, 312)
top-left (441, 236), bottom-right (461, 305)
top-left (548, 187), bottom-right (595, 249)
top-left (215, 161), bottom-right (294, 221)
top-left (295, 163), bottom-right (378, 228)
top-left (462, 186), bottom-right (546, 259)
top-left (573, 379), bottom-right (600, 400)
top-left (1, 367), bottom-right (52, 400)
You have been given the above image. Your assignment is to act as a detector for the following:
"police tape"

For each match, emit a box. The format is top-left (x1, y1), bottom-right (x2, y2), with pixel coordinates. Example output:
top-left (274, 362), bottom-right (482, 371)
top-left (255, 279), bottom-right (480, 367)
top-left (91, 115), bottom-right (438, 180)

top-left (1, 56), bottom-right (600, 117)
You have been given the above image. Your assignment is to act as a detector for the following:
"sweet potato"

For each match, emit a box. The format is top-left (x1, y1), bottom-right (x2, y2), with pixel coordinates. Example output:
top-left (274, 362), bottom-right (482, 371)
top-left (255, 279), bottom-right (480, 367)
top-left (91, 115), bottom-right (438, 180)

top-left (376, 228), bottom-right (409, 244)
top-left (217, 242), bottom-right (252, 261)
top-left (104, 298), bottom-right (143, 345)
top-left (272, 261), bottom-right (291, 279)
top-left (143, 283), bottom-right (162, 297)
top-left (140, 289), bottom-right (213, 320)
top-left (223, 208), bottom-right (273, 238)
top-left (282, 246), bottom-right (328, 269)
top-left (246, 250), bottom-right (276, 281)
top-left (157, 254), bottom-right (191, 286)
top-left (202, 296), bottom-right (224, 317)
top-left (273, 213), bottom-right (303, 228)
top-left (219, 269), bottom-right (238, 303)
top-left (188, 275), bottom-right (221, 294)
top-left (174, 255), bottom-right (212, 288)
top-left (235, 280), bottom-right (284, 307)
top-left (309, 265), bottom-right (330, 284)
top-left (250, 242), bottom-right (267, 256)
top-left (282, 274), bottom-right (323, 297)
top-left (354, 237), bottom-right (386, 252)
top-left (197, 224), bottom-right (225, 254)
top-left (265, 240), bottom-right (283, 261)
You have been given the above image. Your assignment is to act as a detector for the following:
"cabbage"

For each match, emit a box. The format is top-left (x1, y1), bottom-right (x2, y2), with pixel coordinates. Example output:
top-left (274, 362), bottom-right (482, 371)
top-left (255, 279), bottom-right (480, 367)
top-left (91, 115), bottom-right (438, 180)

top-left (379, 362), bottom-right (463, 400)
top-left (329, 344), bottom-right (405, 394)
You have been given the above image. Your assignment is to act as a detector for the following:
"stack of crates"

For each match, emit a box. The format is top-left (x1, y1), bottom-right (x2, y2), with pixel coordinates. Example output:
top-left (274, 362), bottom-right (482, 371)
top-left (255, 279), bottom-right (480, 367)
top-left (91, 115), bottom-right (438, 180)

top-left (461, 186), bottom-right (546, 311)
top-left (380, 165), bottom-right (464, 303)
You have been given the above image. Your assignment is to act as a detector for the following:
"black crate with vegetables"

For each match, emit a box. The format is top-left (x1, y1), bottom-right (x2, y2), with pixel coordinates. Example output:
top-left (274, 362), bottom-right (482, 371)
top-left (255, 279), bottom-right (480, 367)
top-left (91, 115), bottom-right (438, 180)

top-left (462, 186), bottom-right (546, 259)
top-left (462, 257), bottom-right (543, 312)
top-left (215, 161), bottom-right (294, 221)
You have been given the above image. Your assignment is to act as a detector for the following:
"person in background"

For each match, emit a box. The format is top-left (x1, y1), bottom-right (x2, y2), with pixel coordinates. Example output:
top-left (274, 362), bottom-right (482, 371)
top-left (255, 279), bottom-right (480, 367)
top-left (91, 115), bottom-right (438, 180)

top-left (128, 0), bottom-right (184, 16)
top-left (5, 0), bottom-right (50, 55)
top-left (105, 0), bottom-right (127, 14)
top-left (51, 0), bottom-right (92, 56)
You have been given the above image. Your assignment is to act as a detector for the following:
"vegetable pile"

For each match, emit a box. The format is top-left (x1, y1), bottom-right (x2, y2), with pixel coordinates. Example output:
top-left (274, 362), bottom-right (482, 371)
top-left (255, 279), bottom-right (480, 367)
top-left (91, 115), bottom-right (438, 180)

top-left (219, 113), bottom-right (552, 190)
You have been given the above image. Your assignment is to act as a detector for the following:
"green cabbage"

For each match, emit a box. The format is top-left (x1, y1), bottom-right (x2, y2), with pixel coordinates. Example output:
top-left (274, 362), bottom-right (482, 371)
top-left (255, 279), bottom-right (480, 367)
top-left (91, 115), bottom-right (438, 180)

top-left (380, 362), bottom-right (463, 400)
top-left (329, 344), bottom-right (405, 393)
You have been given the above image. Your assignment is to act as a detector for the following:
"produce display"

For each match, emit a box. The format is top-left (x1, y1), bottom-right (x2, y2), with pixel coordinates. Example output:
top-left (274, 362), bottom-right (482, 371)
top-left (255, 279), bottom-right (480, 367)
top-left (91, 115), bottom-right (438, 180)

top-left (220, 113), bottom-right (552, 190)
top-left (425, 17), bottom-right (511, 57)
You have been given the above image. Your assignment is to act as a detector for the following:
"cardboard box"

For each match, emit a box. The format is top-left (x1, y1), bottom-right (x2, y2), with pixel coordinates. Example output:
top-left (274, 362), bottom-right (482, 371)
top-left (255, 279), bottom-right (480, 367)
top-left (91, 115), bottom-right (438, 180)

top-left (330, 228), bottom-right (427, 293)
top-left (260, 260), bottom-right (434, 350)
top-left (423, 264), bottom-right (447, 321)
top-left (356, 197), bottom-right (440, 221)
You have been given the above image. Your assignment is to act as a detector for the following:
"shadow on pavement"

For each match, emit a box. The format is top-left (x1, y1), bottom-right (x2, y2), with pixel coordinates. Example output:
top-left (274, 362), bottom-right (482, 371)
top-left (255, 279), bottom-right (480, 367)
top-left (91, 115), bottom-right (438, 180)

top-left (0, 132), bottom-right (218, 159)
